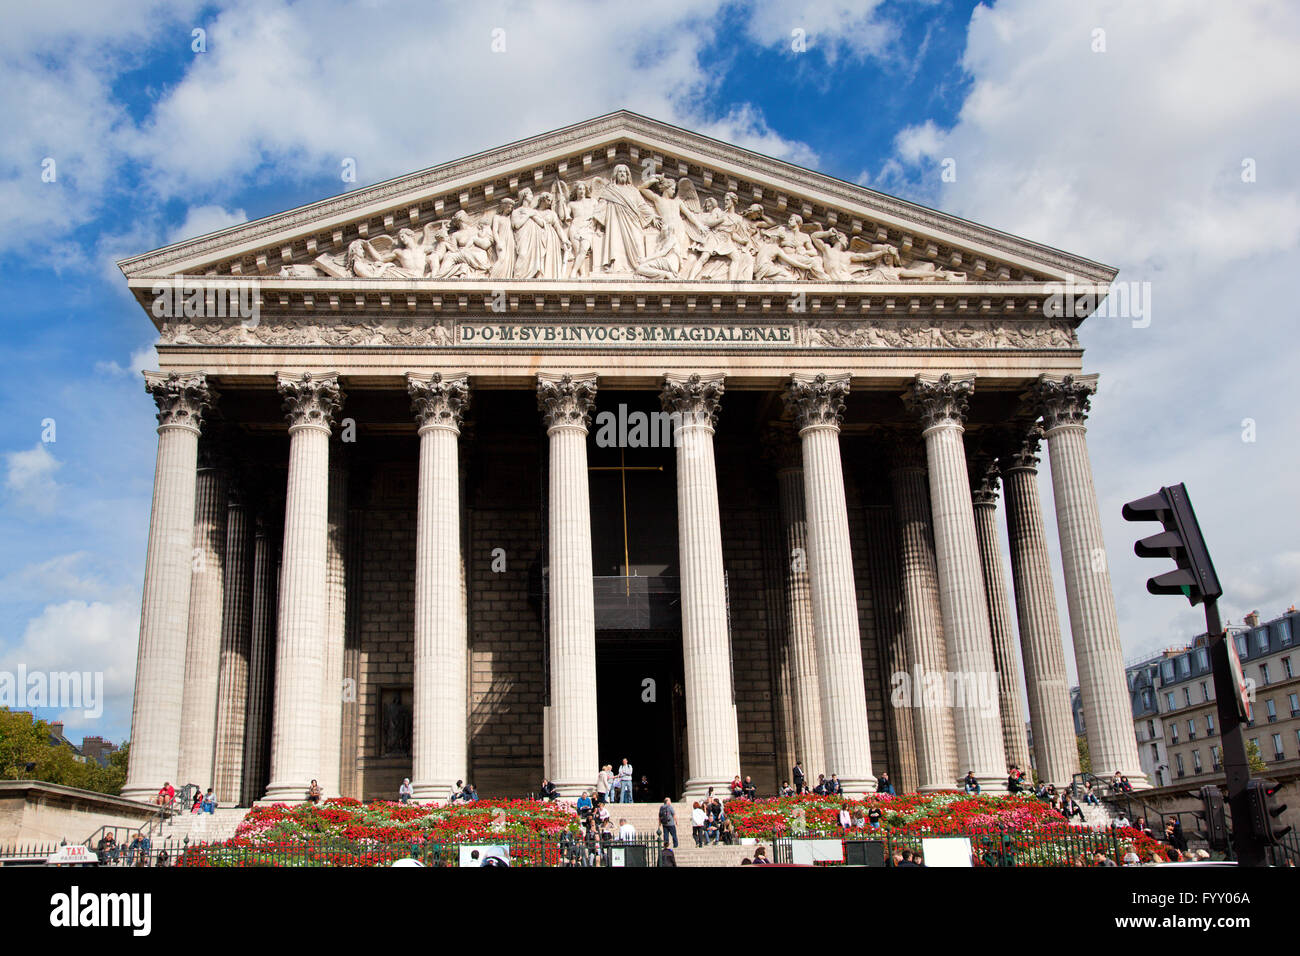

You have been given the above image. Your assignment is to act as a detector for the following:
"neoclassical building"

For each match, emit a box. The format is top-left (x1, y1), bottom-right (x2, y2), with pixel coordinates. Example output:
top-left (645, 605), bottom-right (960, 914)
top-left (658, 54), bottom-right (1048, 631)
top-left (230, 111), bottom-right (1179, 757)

top-left (116, 112), bottom-right (1145, 805)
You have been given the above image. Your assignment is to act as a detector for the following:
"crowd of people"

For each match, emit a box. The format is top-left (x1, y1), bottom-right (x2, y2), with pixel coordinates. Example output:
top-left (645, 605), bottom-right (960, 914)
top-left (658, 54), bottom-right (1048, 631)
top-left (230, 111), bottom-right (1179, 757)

top-left (154, 780), bottom-right (218, 813)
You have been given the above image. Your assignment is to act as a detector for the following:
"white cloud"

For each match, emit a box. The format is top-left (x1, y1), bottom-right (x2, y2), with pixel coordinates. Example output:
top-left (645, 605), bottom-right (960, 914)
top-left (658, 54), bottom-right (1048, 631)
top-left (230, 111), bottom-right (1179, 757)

top-left (4, 444), bottom-right (62, 515)
top-left (167, 204), bottom-right (248, 244)
top-left (744, 0), bottom-right (896, 64)
top-left (0, 552), bottom-right (108, 603)
top-left (0, 598), bottom-right (139, 740)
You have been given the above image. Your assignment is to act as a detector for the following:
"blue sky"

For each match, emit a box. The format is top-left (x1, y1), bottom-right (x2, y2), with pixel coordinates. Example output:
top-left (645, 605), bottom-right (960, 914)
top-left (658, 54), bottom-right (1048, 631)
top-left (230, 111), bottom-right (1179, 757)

top-left (2, 0), bottom-right (1298, 746)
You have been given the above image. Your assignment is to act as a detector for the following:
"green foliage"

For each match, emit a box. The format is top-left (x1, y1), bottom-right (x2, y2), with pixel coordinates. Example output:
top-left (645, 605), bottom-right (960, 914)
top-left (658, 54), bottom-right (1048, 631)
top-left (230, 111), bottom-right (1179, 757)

top-left (0, 709), bottom-right (125, 795)
top-left (1245, 739), bottom-right (1266, 774)
top-left (1077, 734), bottom-right (1091, 774)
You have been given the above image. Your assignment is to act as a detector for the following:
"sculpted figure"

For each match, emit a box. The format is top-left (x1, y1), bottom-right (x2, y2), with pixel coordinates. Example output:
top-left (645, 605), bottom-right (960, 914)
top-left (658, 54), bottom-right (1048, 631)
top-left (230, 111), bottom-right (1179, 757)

top-left (809, 228), bottom-right (894, 281)
top-left (435, 211), bottom-right (493, 278)
top-left (561, 181), bottom-right (599, 278)
top-left (689, 193), bottom-right (754, 280)
top-left (862, 244), bottom-right (967, 282)
top-left (763, 214), bottom-right (831, 281)
top-left (593, 163), bottom-right (654, 274)
top-left (639, 175), bottom-right (703, 273)
top-left (488, 197), bottom-right (517, 279)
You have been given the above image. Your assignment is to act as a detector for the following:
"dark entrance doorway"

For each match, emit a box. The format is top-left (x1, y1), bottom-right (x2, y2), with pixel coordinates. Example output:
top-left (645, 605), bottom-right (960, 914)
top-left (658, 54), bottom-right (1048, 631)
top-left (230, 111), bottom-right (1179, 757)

top-left (596, 630), bottom-right (685, 802)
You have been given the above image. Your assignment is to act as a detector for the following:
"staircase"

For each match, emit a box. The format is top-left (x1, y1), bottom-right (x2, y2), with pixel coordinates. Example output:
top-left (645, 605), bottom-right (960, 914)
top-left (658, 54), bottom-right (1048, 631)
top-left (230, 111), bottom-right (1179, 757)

top-left (159, 806), bottom-right (249, 846)
top-left (602, 802), bottom-right (772, 867)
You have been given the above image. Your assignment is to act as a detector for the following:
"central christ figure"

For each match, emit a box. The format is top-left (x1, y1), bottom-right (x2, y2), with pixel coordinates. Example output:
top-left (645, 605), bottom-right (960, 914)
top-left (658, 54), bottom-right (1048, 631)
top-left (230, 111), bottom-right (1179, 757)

top-left (594, 163), bottom-right (656, 275)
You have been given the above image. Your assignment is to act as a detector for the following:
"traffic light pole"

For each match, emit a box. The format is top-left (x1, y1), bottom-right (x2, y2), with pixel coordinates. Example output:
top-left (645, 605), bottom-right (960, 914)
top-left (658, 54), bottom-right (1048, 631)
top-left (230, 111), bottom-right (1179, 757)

top-left (1205, 598), bottom-right (1267, 866)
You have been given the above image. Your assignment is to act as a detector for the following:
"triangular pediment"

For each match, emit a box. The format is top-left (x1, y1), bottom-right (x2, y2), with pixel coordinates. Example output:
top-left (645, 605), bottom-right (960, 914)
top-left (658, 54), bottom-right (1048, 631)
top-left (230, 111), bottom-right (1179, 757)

top-left (119, 111), bottom-right (1115, 289)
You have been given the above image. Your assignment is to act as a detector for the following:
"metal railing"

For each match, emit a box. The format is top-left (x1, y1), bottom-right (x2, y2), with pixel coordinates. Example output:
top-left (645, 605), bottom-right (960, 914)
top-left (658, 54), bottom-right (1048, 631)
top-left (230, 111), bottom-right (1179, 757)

top-left (772, 829), bottom-right (1130, 867)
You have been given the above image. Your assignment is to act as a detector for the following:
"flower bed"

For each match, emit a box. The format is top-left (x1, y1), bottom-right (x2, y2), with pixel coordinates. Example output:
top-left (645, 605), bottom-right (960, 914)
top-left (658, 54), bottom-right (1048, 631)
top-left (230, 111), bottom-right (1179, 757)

top-left (178, 798), bottom-right (580, 867)
top-left (724, 792), bottom-right (1167, 865)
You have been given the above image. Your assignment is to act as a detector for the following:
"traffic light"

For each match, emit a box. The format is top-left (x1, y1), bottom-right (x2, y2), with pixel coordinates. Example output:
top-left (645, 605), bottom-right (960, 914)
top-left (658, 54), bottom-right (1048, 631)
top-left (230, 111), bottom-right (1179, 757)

top-left (1245, 778), bottom-right (1291, 845)
top-left (1121, 483), bottom-right (1222, 606)
top-left (1194, 785), bottom-right (1230, 851)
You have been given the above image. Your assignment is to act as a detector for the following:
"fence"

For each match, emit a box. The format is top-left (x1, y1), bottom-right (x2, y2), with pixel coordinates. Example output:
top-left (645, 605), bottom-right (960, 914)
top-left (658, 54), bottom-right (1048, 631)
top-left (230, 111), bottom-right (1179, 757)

top-left (773, 829), bottom-right (1128, 867)
top-left (0, 834), bottom-right (666, 868)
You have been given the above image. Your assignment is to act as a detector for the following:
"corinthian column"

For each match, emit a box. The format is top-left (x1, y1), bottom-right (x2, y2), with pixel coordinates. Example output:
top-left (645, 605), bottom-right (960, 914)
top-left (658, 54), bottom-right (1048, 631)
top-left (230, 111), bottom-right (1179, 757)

top-left (408, 372), bottom-right (470, 800)
top-left (1000, 425), bottom-right (1077, 786)
top-left (662, 373), bottom-right (740, 799)
top-left (263, 372), bottom-right (343, 802)
top-left (1033, 373), bottom-right (1146, 787)
top-left (762, 424), bottom-right (825, 782)
top-left (122, 372), bottom-right (215, 801)
top-left (887, 435), bottom-right (955, 792)
top-left (784, 373), bottom-right (873, 792)
top-left (177, 449), bottom-right (227, 790)
top-left (969, 458), bottom-right (1032, 776)
top-left (904, 373), bottom-right (1005, 791)
top-left (213, 486), bottom-right (252, 805)
top-left (538, 373), bottom-right (599, 797)
top-left (317, 455), bottom-right (347, 799)
top-left (241, 512), bottom-right (277, 806)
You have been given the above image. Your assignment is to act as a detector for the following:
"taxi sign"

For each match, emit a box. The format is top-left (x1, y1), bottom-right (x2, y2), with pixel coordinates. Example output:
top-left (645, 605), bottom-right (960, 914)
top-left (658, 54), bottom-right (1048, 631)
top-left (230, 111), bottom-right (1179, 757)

top-left (47, 845), bottom-right (99, 865)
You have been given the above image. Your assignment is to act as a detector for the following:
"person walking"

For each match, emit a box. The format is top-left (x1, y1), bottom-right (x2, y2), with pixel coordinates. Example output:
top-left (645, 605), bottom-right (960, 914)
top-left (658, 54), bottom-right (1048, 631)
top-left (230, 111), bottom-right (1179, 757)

top-left (658, 798), bottom-right (679, 849)
top-left (691, 801), bottom-right (707, 847)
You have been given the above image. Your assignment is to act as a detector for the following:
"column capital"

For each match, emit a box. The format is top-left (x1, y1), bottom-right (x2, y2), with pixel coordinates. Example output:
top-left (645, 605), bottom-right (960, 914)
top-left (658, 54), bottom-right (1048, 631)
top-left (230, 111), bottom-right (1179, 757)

top-left (760, 422), bottom-right (802, 472)
top-left (969, 456), bottom-right (1001, 508)
top-left (277, 371), bottom-right (343, 432)
top-left (661, 372), bottom-right (725, 428)
top-left (904, 372), bottom-right (973, 431)
top-left (1031, 372), bottom-right (1098, 431)
top-left (537, 373), bottom-right (598, 431)
top-left (144, 370), bottom-right (215, 433)
top-left (1000, 423), bottom-right (1044, 474)
top-left (784, 372), bottom-right (849, 432)
top-left (407, 372), bottom-right (469, 434)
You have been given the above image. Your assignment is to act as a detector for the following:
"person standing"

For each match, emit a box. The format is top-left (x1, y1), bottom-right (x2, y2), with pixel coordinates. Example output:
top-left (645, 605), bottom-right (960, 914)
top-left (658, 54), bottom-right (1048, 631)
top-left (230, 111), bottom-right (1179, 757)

top-left (596, 764), bottom-right (611, 805)
top-left (691, 801), bottom-right (707, 847)
top-left (659, 798), bottom-right (679, 849)
top-left (793, 761), bottom-right (806, 794)
top-left (618, 758), bottom-right (634, 803)
top-left (619, 818), bottom-right (636, 841)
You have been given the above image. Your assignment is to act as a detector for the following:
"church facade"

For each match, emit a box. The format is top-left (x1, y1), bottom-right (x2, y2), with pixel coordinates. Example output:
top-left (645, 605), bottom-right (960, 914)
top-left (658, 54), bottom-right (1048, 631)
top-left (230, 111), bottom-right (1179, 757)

top-left (116, 112), bottom-right (1145, 806)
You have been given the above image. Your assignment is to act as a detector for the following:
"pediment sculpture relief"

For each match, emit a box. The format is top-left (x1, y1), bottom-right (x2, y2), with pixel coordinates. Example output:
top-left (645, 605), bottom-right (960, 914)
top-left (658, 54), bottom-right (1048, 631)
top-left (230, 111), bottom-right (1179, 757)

top-left (279, 166), bottom-right (976, 284)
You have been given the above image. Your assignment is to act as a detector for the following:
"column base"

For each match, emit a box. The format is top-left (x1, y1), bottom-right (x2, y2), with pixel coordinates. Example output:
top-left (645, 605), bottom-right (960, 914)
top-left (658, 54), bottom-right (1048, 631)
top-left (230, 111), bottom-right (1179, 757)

top-left (552, 780), bottom-right (594, 800)
top-left (917, 783), bottom-right (959, 793)
top-left (973, 776), bottom-right (1008, 795)
top-left (119, 786), bottom-right (169, 805)
top-left (833, 777), bottom-right (878, 799)
top-left (411, 782), bottom-right (458, 802)
top-left (262, 782), bottom-right (315, 804)
top-left (682, 778), bottom-right (733, 803)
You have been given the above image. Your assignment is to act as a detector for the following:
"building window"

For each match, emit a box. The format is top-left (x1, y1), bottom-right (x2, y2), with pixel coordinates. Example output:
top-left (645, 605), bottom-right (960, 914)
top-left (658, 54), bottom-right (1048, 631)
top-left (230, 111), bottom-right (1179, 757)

top-left (1147, 719), bottom-right (1156, 739)
top-left (1260, 663), bottom-right (1270, 686)
top-left (1187, 719), bottom-right (1197, 740)
top-left (1280, 618), bottom-right (1293, 647)
top-left (1272, 733), bottom-right (1284, 761)
top-left (1178, 656), bottom-right (1191, 678)
top-left (1150, 742), bottom-right (1160, 763)
top-left (1161, 660), bottom-right (1175, 682)
top-left (1166, 691), bottom-right (1176, 711)
top-left (1250, 737), bottom-right (1260, 759)
top-left (1195, 648), bottom-right (1209, 670)
top-left (1256, 627), bottom-right (1270, 654)
top-left (1175, 753), bottom-right (1185, 777)
top-left (1235, 635), bottom-right (1248, 658)
top-left (1199, 680), bottom-right (1210, 703)
top-left (1169, 722), bottom-right (1179, 744)
top-left (1266, 698), bottom-right (1277, 722)
top-left (1192, 750), bottom-right (1202, 774)
top-left (1289, 692), bottom-right (1299, 718)
top-left (1142, 689), bottom-right (1153, 709)
top-left (1283, 656), bottom-right (1293, 680)
top-left (1211, 745), bottom-right (1221, 771)
top-left (1206, 713), bottom-right (1215, 736)
top-left (1183, 687), bottom-right (1192, 707)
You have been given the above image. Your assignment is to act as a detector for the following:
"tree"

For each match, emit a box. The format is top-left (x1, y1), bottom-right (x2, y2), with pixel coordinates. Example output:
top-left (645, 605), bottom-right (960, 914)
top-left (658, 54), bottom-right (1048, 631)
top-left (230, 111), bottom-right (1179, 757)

top-left (1077, 735), bottom-right (1092, 775)
top-left (0, 709), bottom-right (125, 795)
top-left (1246, 739), bottom-right (1266, 774)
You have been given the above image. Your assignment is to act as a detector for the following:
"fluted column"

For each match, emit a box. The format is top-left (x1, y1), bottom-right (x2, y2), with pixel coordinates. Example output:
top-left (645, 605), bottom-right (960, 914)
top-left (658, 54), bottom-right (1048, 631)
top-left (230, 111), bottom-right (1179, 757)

top-left (176, 450), bottom-right (227, 790)
top-left (1000, 426), bottom-right (1077, 786)
top-left (905, 373), bottom-right (1005, 791)
top-left (264, 371), bottom-right (343, 802)
top-left (409, 373), bottom-right (470, 800)
top-left (317, 456), bottom-right (347, 799)
top-left (784, 373), bottom-right (873, 792)
top-left (538, 373), bottom-right (599, 797)
top-left (887, 436), bottom-right (955, 792)
top-left (762, 424), bottom-right (826, 781)
top-left (122, 372), bottom-right (214, 801)
top-left (1034, 373), bottom-right (1147, 786)
top-left (212, 486), bottom-right (252, 804)
top-left (241, 512), bottom-right (277, 806)
top-left (970, 458), bottom-right (1032, 776)
top-left (662, 373), bottom-right (741, 798)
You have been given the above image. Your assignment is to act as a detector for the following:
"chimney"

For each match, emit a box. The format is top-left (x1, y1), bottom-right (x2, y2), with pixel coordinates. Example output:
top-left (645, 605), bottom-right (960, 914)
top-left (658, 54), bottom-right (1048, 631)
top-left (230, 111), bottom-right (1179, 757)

top-left (1244, 610), bottom-right (1260, 627)
top-left (50, 721), bottom-right (64, 738)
